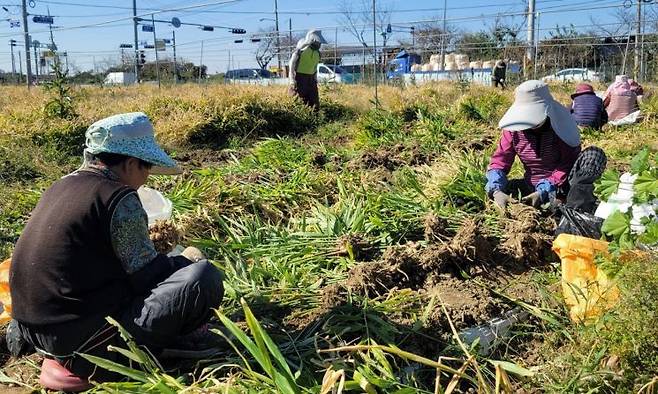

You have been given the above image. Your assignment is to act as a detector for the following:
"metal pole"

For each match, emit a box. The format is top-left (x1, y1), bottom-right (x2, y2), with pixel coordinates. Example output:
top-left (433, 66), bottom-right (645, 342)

top-left (534, 11), bottom-right (540, 78)
top-left (334, 27), bottom-right (338, 69)
top-left (640, 1), bottom-right (646, 81)
top-left (439, 0), bottom-right (447, 71)
top-left (372, 0), bottom-right (378, 106)
top-left (198, 40), bottom-right (204, 84)
top-left (172, 30), bottom-right (177, 84)
top-left (527, 0), bottom-right (535, 62)
top-left (274, 0), bottom-right (281, 75)
top-left (633, 0), bottom-right (641, 80)
top-left (288, 18), bottom-right (292, 61)
top-left (33, 44), bottom-right (39, 82)
top-left (21, 0), bottom-right (32, 87)
top-left (64, 51), bottom-right (68, 73)
top-left (18, 51), bottom-right (23, 83)
top-left (133, 0), bottom-right (140, 82)
top-left (10, 41), bottom-right (16, 78)
top-left (152, 14), bottom-right (160, 88)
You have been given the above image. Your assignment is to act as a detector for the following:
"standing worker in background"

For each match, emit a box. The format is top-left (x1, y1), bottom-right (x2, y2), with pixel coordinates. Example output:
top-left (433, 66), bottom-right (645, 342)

top-left (289, 29), bottom-right (327, 112)
top-left (492, 59), bottom-right (507, 90)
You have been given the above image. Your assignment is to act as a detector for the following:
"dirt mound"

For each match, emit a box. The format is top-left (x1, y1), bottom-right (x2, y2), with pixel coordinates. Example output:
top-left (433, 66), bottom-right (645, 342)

top-left (423, 212), bottom-right (451, 243)
top-left (334, 234), bottom-right (379, 262)
top-left (350, 144), bottom-right (433, 171)
top-left (499, 204), bottom-right (554, 264)
top-left (425, 277), bottom-right (505, 330)
top-left (344, 219), bottom-right (493, 297)
top-left (149, 220), bottom-right (181, 254)
top-left (448, 218), bottom-right (493, 262)
top-left (175, 148), bottom-right (238, 168)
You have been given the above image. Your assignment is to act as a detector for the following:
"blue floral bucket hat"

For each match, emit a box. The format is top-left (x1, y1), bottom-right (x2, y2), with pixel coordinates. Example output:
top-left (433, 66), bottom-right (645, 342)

top-left (84, 112), bottom-right (181, 175)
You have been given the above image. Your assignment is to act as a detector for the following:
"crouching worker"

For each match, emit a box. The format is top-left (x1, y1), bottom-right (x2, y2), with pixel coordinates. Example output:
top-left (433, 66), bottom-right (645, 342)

top-left (485, 81), bottom-right (607, 215)
top-left (570, 83), bottom-right (607, 130)
top-left (9, 113), bottom-right (224, 390)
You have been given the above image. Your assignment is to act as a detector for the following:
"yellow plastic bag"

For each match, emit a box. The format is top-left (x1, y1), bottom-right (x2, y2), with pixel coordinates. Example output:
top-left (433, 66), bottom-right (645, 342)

top-left (552, 234), bottom-right (619, 323)
top-left (0, 258), bottom-right (12, 324)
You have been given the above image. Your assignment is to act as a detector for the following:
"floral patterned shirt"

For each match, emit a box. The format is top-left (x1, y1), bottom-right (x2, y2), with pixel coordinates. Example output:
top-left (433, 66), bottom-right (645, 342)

top-left (78, 156), bottom-right (157, 274)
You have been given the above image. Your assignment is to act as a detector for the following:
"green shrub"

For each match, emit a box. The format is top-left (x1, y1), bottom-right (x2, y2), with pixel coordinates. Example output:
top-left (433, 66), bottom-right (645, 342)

top-left (355, 109), bottom-right (407, 147)
top-left (457, 91), bottom-right (509, 125)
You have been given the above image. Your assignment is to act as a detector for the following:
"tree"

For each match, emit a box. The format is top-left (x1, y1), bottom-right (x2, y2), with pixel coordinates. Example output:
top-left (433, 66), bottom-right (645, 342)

top-left (254, 26), bottom-right (304, 70)
top-left (414, 23), bottom-right (458, 62)
top-left (337, 0), bottom-right (393, 68)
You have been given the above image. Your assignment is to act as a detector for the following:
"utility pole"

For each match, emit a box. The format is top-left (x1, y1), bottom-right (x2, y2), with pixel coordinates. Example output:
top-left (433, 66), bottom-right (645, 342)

top-left (527, 0), bottom-right (536, 62)
top-left (152, 14), bottom-right (160, 89)
top-left (33, 44), bottom-right (39, 82)
top-left (334, 27), bottom-right (338, 69)
top-left (133, 0), bottom-right (140, 82)
top-left (288, 18), bottom-right (292, 61)
top-left (533, 11), bottom-right (540, 79)
top-left (198, 40), bottom-right (204, 84)
top-left (439, 0), bottom-right (447, 71)
top-left (21, 0), bottom-right (32, 87)
top-left (372, 0), bottom-right (378, 106)
top-left (9, 40), bottom-right (16, 81)
top-left (633, 0), bottom-right (641, 80)
top-left (18, 51), bottom-right (23, 83)
top-left (172, 30), bottom-right (178, 84)
top-left (274, 0), bottom-right (281, 75)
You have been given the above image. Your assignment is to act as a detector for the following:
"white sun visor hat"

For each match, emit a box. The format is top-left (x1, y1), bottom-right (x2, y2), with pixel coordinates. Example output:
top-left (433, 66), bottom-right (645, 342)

top-left (498, 80), bottom-right (581, 147)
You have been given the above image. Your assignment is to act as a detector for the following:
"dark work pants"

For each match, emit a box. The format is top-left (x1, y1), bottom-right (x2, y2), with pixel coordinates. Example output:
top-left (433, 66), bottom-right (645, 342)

top-left (290, 73), bottom-right (320, 111)
top-left (501, 146), bottom-right (607, 214)
top-left (18, 261), bottom-right (224, 381)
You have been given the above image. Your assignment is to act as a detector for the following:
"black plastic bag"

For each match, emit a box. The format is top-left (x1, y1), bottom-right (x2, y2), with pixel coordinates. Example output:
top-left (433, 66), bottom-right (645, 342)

top-left (555, 204), bottom-right (604, 239)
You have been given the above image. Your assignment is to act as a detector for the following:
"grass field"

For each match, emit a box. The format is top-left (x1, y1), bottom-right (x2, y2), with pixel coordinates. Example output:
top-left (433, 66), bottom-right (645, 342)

top-left (0, 81), bottom-right (657, 393)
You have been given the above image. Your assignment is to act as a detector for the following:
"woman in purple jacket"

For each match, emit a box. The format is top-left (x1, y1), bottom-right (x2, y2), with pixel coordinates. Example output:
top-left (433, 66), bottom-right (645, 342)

top-left (485, 80), bottom-right (607, 214)
top-left (570, 83), bottom-right (608, 129)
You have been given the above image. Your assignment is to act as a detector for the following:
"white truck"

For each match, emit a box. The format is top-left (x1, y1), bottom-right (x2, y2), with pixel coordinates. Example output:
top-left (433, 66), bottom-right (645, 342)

top-left (104, 72), bottom-right (136, 86)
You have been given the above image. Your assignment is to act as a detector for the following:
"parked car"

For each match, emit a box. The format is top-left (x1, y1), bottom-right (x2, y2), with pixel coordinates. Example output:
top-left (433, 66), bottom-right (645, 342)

top-left (317, 63), bottom-right (353, 84)
top-left (542, 68), bottom-right (603, 83)
top-left (225, 68), bottom-right (272, 80)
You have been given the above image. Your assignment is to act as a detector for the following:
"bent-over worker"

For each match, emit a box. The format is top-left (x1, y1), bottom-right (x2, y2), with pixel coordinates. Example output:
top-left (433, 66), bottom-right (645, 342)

top-left (570, 83), bottom-right (608, 130)
top-left (288, 29), bottom-right (327, 111)
top-left (485, 80), bottom-right (607, 215)
top-left (9, 113), bottom-right (224, 389)
top-left (604, 75), bottom-right (639, 122)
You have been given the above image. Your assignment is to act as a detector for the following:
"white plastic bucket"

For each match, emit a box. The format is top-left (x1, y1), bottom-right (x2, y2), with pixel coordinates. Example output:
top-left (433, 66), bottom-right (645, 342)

top-left (137, 186), bottom-right (173, 226)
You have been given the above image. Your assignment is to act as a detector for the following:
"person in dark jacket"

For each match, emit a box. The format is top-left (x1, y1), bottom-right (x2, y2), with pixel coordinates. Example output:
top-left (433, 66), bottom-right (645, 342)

top-left (570, 83), bottom-right (608, 130)
top-left (492, 60), bottom-right (507, 90)
top-left (9, 113), bottom-right (224, 390)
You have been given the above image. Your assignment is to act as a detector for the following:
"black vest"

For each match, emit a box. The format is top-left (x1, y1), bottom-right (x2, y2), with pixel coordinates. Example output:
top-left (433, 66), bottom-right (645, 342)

top-left (10, 170), bottom-right (134, 326)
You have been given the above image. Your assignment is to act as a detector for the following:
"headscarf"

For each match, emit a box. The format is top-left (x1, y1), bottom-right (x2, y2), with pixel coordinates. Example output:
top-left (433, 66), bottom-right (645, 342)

top-left (605, 75), bottom-right (633, 97)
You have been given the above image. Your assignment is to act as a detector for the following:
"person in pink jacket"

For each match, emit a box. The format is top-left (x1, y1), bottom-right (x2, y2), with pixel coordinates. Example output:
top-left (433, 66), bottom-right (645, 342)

top-left (485, 80), bottom-right (607, 214)
top-left (603, 75), bottom-right (639, 121)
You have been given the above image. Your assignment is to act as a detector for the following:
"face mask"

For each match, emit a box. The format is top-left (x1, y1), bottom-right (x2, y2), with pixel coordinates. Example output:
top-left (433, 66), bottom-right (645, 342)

top-left (310, 42), bottom-right (321, 50)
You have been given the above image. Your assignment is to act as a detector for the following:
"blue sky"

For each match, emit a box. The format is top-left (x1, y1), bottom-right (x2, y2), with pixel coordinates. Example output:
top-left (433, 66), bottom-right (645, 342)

top-left (0, 0), bottom-right (630, 74)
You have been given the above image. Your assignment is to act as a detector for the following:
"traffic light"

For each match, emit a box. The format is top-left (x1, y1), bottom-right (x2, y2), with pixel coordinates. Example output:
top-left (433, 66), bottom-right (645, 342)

top-left (9, 39), bottom-right (16, 47)
top-left (139, 50), bottom-right (146, 66)
top-left (201, 26), bottom-right (214, 31)
top-left (230, 28), bottom-right (246, 34)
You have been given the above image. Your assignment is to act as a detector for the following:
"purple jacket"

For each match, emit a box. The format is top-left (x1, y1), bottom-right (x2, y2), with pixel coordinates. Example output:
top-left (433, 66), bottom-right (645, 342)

top-left (485, 126), bottom-right (581, 201)
top-left (571, 93), bottom-right (607, 129)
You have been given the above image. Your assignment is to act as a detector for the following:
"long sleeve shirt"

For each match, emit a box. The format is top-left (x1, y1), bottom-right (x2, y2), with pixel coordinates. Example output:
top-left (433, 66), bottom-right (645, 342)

top-left (488, 127), bottom-right (581, 189)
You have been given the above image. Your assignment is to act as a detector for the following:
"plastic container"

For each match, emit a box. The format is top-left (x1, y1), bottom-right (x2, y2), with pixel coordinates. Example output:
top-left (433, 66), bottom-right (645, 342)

top-left (0, 259), bottom-right (12, 324)
top-left (137, 186), bottom-right (173, 226)
top-left (552, 234), bottom-right (618, 323)
top-left (460, 307), bottom-right (529, 355)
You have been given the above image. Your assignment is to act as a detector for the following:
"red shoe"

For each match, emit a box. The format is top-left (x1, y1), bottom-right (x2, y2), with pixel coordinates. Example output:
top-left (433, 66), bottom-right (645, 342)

top-left (40, 358), bottom-right (93, 392)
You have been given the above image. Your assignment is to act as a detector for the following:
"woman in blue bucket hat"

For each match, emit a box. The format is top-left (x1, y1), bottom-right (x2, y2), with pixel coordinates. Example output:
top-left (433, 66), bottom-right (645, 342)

top-left (9, 113), bottom-right (224, 390)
